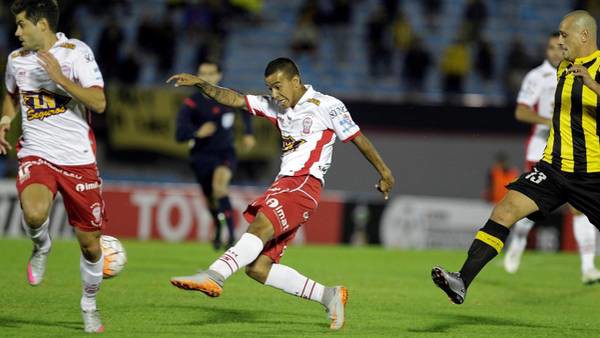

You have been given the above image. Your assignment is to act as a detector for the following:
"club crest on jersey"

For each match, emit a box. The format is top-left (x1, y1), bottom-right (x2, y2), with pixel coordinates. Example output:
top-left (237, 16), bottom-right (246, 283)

top-left (22, 89), bottom-right (71, 121)
top-left (282, 135), bottom-right (306, 155)
top-left (302, 117), bottom-right (313, 134)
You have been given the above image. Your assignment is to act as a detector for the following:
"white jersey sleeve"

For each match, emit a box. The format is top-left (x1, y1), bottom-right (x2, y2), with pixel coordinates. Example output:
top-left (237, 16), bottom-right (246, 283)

top-left (244, 94), bottom-right (278, 125)
top-left (516, 70), bottom-right (542, 108)
top-left (72, 43), bottom-right (104, 88)
top-left (321, 98), bottom-right (361, 142)
top-left (5, 55), bottom-right (17, 95)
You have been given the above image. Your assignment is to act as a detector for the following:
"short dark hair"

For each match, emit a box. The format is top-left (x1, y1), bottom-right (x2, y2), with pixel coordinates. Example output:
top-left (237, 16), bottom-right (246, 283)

top-left (550, 31), bottom-right (560, 38)
top-left (11, 0), bottom-right (59, 32)
top-left (264, 57), bottom-right (300, 78)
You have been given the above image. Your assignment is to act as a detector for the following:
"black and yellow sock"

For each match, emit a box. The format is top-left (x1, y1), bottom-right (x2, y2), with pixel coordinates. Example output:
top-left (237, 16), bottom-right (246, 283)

top-left (459, 219), bottom-right (510, 288)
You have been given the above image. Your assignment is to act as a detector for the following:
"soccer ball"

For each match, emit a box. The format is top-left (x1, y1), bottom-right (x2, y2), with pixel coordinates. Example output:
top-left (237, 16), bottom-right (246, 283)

top-left (100, 235), bottom-right (127, 279)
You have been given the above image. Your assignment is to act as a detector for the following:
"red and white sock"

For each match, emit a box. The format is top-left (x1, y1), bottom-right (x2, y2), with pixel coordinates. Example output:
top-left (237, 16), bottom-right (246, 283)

top-left (80, 253), bottom-right (103, 311)
top-left (209, 233), bottom-right (264, 279)
top-left (573, 214), bottom-right (597, 273)
top-left (265, 263), bottom-right (325, 304)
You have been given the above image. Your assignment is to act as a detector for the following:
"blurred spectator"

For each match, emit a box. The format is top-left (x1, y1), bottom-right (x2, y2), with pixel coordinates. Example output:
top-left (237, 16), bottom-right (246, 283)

top-left (317, 0), bottom-right (353, 65)
top-left (475, 38), bottom-right (494, 83)
top-left (505, 38), bottom-right (533, 100)
top-left (97, 16), bottom-right (124, 81)
top-left (229, 0), bottom-right (263, 23)
top-left (291, 0), bottom-right (320, 61)
top-left (156, 14), bottom-right (176, 76)
top-left (117, 49), bottom-right (141, 85)
top-left (484, 152), bottom-right (519, 203)
top-left (422, 0), bottom-right (442, 31)
top-left (402, 37), bottom-right (431, 93)
top-left (463, 0), bottom-right (488, 42)
top-left (392, 9), bottom-right (413, 51)
top-left (440, 38), bottom-right (471, 99)
top-left (137, 14), bottom-right (158, 55)
top-left (366, 6), bottom-right (392, 77)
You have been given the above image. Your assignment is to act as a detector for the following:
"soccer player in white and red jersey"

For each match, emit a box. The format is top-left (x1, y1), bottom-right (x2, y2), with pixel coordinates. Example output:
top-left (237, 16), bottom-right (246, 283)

top-left (503, 32), bottom-right (600, 283)
top-left (167, 57), bottom-right (395, 330)
top-left (0, 0), bottom-right (107, 332)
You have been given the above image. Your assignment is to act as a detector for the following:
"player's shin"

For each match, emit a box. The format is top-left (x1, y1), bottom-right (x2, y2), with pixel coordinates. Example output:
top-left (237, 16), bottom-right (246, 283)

top-left (573, 214), bottom-right (597, 273)
top-left (80, 253), bottom-right (103, 311)
top-left (208, 233), bottom-right (264, 279)
top-left (264, 264), bottom-right (326, 304)
top-left (460, 220), bottom-right (510, 287)
top-left (22, 216), bottom-right (51, 251)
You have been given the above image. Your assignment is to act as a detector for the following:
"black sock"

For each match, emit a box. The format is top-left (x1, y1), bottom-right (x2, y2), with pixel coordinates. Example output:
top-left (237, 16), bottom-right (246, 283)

top-left (216, 196), bottom-right (235, 244)
top-left (209, 208), bottom-right (222, 243)
top-left (459, 219), bottom-right (510, 288)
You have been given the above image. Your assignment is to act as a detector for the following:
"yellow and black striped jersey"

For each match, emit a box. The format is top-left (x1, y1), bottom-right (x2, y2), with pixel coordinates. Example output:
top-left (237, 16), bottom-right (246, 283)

top-left (542, 50), bottom-right (600, 173)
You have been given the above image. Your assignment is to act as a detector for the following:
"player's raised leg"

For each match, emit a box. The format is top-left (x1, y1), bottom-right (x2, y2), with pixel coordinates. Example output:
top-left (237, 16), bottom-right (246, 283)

top-left (572, 208), bottom-right (600, 284)
top-left (503, 218), bottom-right (535, 274)
top-left (20, 183), bottom-right (54, 286)
top-left (432, 190), bottom-right (539, 304)
top-left (212, 165), bottom-right (236, 248)
top-left (76, 228), bottom-right (104, 333)
top-left (170, 212), bottom-right (273, 297)
top-left (246, 255), bottom-right (348, 330)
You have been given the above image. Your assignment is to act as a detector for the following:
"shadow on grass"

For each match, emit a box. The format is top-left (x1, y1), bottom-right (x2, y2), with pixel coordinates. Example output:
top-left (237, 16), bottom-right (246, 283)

top-left (155, 304), bottom-right (324, 328)
top-left (407, 313), bottom-right (553, 333)
top-left (0, 315), bottom-right (81, 331)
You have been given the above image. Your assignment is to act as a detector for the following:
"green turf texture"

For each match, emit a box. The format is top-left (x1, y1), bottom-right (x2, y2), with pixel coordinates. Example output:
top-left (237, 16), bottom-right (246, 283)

top-left (1, 238), bottom-right (600, 337)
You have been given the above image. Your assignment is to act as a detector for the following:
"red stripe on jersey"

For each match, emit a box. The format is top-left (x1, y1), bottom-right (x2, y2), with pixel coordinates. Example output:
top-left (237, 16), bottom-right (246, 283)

top-left (184, 97), bottom-right (197, 109)
top-left (293, 129), bottom-right (335, 176)
top-left (342, 130), bottom-right (362, 143)
top-left (88, 128), bottom-right (97, 156)
top-left (245, 96), bottom-right (277, 126)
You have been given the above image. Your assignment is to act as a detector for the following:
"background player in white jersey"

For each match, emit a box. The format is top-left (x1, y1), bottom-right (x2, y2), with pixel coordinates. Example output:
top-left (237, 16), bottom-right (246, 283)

top-left (167, 57), bottom-right (395, 330)
top-left (503, 32), bottom-right (600, 283)
top-left (0, 0), bottom-right (107, 332)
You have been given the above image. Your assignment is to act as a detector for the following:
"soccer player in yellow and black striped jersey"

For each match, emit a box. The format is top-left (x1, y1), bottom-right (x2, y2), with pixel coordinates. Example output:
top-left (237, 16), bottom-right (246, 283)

top-left (432, 10), bottom-right (600, 305)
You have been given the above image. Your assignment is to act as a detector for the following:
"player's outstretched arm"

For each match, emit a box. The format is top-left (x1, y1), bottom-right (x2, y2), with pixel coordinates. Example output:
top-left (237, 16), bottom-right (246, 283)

top-left (166, 73), bottom-right (247, 110)
top-left (515, 104), bottom-right (551, 127)
top-left (0, 92), bottom-right (19, 155)
top-left (351, 133), bottom-right (395, 200)
top-left (37, 51), bottom-right (106, 113)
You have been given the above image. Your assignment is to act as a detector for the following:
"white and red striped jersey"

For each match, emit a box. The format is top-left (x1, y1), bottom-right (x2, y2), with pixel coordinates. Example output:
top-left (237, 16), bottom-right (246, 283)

top-left (245, 85), bottom-right (361, 183)
top-left (5, 32), bottom-right (104, 166)
top-left (516, 60), bottom-right (557, 163)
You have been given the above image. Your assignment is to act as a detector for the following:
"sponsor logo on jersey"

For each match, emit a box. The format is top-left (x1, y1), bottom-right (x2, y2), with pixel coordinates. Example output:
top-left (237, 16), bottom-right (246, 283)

top-left (22, 89), bottom-right (71, 121)
top-left (267, 198), bottom-right (288, 230)
top-left (282, 135), bottom-right (306, 155)
top-left (76, 182), bottom-right (100, 192)
top-left (328, 104), bottom-right (348, 118)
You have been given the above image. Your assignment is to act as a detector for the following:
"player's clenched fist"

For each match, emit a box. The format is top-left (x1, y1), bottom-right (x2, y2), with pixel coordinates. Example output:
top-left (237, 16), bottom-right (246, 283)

top-left (376, 171), bottom-right (395, 200)
top-left (166, 73), bottom-right (205, 87)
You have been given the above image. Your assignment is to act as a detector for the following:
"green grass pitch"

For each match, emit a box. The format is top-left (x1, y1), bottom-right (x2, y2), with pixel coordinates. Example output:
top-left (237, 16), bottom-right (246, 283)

top-left (1, 238), bottom-right (600, 337)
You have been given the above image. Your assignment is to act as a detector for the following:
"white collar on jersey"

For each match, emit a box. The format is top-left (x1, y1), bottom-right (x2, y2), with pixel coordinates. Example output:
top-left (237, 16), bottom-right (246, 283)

top-left (294, 85), bottom-right (315, 107)
top-left (542, 59), bottom-right (557, 72)
top-left (49, 32), bottom-right (69, 49)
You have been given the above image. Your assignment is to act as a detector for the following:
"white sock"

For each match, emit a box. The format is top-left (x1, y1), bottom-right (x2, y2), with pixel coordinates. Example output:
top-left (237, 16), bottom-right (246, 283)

top-left (507, 218), bottom-right (535, 254)
top-left (22, 217), bottom-right (51, 251)
top-left (573, 214), bottom-right (597, 273)
top-left (209, 233), bottom-right (264, 279)
top-left (80, 253), bottom-right (103, 311)
top-left (265, 264), bottom-right (325, 304)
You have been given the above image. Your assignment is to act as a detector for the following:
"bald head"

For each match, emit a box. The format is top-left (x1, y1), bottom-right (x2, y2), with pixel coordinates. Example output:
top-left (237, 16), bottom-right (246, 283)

top-left (559, 10), bottom-right (598, 61)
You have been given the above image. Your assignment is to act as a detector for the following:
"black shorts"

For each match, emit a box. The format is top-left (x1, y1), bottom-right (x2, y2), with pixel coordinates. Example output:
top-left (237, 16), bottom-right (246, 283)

top-left (507, 161), bottom-right (600, 227)
top-left (190, 151), bottom-right (236, 198)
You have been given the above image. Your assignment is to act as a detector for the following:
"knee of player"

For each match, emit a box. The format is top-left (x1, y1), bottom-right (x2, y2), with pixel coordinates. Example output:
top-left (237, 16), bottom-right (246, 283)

top-left (491, 201), bottom-right (521, 225)
top-left (79, 237), bottom-right (102, 261)
top-left (22, 205), bottom-right (50, 227)
top-left (212, 185), bottom-right (229, 199)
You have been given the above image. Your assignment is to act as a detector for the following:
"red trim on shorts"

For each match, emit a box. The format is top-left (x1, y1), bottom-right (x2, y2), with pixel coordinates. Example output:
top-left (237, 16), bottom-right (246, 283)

top-left (342, 130), bottom-right (362, 143)
top-left (293, 130), bottom-right (335, 176)
top-left (184, 97), bottom-right (197, 109)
